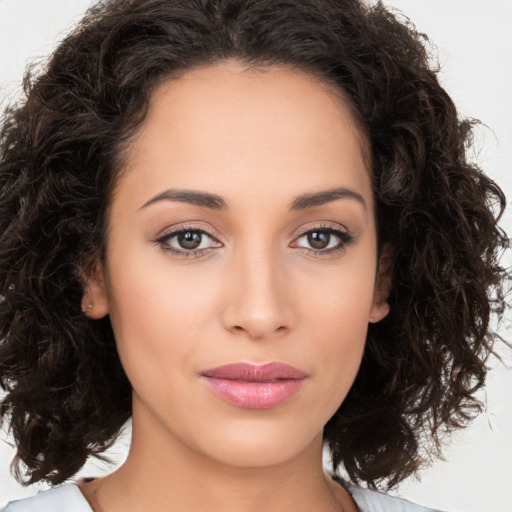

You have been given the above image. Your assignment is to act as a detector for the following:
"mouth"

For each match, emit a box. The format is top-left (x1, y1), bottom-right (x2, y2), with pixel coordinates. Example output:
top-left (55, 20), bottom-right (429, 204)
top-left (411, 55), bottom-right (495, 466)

top-left (200, 362), bottom-right (308, 409)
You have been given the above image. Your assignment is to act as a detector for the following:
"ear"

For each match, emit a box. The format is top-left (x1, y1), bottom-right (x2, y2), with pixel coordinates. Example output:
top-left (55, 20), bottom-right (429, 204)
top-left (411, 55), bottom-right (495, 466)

top-left (369, 245), bottom-right (393, 324)
top-left (81, 261), bottom-right (109, 319)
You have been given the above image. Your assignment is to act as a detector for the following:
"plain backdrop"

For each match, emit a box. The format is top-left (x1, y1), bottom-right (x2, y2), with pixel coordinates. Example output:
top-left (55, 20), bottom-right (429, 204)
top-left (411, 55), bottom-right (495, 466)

top-left (1, 1), bottom-right (511, 511)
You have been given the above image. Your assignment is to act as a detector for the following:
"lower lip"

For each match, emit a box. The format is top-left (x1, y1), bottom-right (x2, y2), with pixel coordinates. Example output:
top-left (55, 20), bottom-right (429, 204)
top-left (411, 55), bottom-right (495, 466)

top-left (201, 377), bottom-right (305, 409)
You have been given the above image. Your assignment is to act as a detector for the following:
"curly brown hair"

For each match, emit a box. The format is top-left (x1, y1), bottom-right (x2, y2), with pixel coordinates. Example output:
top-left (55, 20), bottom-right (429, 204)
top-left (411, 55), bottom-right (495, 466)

top-left (0, 0), bottom-right (509, 490)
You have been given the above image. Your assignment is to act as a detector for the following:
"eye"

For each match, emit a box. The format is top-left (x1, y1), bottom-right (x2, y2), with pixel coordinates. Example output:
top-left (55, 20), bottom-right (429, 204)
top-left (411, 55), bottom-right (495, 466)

top-left (292, 226), bottom-right (354, 254)
top-left (155, 227), bottom-right (222, 256)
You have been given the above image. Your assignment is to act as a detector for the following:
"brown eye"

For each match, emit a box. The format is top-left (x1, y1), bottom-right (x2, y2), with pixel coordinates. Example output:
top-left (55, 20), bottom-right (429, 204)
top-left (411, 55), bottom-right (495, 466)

top-left (178, 231), bottom-right (202, 249)
top-left (307, 231), bottom-right (330, 249)
top-left (156, 227), bottom-right (222, 256)
top-left (291, 226), bottom-right (354, 254)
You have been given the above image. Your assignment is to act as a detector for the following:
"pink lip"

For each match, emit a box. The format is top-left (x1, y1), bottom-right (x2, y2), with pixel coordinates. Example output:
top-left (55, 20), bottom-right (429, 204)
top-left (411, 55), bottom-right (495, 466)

top-left (201, 363), bottom-right (308, 409)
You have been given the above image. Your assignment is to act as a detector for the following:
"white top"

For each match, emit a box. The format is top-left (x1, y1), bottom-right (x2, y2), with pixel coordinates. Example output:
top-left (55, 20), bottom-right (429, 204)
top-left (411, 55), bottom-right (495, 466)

top-left (3, 482), bottom-right (444, 511)
top-left (3, 485), bottom-right (92, 512)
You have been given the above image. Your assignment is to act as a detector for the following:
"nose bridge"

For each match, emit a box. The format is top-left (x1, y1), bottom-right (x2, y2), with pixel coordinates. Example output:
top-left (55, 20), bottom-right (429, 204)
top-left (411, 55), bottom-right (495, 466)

top-left (222, 238), bottom-right (293, 339)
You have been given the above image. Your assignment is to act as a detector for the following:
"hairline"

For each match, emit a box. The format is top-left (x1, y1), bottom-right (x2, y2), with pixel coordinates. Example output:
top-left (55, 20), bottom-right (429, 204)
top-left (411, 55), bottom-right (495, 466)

top-left (99, 57), bottom-right (374, 261)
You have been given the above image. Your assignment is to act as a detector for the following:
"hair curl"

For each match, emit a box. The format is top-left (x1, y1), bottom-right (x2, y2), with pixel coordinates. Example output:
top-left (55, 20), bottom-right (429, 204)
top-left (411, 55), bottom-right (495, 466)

top-left (0, 0), bottom-right (509, 489)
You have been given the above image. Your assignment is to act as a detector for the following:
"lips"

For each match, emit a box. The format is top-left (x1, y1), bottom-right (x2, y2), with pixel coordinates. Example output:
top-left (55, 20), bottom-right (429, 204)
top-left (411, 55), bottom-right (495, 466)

top-left (200, 362), bottom-right (308, 409)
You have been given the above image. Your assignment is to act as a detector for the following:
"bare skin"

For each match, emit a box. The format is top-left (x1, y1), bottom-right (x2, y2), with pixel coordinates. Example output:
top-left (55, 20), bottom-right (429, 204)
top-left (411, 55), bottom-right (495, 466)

top-left (80, 436), bottom-right (358, 511)
top-left (81, 60), bottom-right (389, 512)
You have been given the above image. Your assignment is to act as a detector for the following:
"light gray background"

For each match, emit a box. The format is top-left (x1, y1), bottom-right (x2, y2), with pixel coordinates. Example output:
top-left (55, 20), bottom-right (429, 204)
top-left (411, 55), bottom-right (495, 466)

top-left (1, 1), bottom-right (511, 510)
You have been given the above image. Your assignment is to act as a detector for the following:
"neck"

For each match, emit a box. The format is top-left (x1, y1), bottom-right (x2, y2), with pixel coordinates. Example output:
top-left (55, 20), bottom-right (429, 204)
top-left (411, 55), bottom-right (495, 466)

top-left (81, 398), bottom-right (355, 512)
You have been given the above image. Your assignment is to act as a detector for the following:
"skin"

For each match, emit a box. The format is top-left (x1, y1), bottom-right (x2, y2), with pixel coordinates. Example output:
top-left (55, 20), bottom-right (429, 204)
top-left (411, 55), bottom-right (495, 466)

top-left (82, 60), bottom-right (390, 512)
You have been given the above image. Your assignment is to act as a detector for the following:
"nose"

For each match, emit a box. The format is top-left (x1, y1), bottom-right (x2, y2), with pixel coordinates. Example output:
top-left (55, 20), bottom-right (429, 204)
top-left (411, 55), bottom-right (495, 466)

top-left (221, 247), bottom-right (295, 341)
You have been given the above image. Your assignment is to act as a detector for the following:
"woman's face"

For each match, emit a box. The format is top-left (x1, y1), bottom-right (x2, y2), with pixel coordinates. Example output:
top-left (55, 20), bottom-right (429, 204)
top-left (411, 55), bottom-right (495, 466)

top-left (86, 60), bottom-right (389, 468)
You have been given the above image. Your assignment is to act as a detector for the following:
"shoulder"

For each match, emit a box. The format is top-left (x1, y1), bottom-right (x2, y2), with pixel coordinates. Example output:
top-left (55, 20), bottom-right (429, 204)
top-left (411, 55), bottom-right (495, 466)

top-left (3, 484), bottom-right (92, 512)
top-left (334, 477), bottom-right (446, 512)
top-left (348, 486), bottom-right (445, 512)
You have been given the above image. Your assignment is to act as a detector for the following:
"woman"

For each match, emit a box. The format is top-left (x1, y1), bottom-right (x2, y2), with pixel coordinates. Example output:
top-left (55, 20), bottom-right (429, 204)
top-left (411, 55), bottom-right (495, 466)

top-left (0, 0), bottom-right (509, 511)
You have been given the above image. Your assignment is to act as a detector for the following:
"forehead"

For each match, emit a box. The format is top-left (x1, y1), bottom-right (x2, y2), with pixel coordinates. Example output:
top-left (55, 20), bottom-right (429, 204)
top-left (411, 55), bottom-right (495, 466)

top-left (118, 60), bottom-right (372, 212)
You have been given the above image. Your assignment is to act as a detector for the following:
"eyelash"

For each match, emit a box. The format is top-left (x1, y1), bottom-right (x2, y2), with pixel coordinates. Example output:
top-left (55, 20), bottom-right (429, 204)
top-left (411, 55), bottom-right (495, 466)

top-left (154, 224), bottom-right (354, 258)
top-left (293, 224), bottom-right (355, 256)
top-left (154, 225), bottom-right (220, 258)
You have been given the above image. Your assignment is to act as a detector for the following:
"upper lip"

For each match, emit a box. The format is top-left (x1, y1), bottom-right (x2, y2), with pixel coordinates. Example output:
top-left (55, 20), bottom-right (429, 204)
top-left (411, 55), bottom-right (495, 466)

top-left (201, 362), bottom-right (308, 382)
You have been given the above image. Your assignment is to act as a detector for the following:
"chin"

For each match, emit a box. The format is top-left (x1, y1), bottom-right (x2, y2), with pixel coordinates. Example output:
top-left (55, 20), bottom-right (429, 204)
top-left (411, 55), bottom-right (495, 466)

top-left (191, 418), bottom-right (323, 469)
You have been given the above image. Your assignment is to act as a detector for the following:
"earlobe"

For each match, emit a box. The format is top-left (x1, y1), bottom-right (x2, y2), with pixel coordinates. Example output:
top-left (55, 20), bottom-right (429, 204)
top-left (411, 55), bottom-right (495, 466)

top-left (369, 300), bottom-right (390, 324)
top-left (81, 261), bottom-right (109, 319)
top-left (369, 246), bottom-right (393, 324)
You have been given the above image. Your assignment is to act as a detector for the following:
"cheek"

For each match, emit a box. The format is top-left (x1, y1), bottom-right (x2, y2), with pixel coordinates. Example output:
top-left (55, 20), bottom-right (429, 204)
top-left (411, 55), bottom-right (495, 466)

top-left (314, 297), bottom-right (369, 387)
top-left (301, 254), bottom-right (376, 389)
top-left (303, 250), bottom-right (377, 331)
top-left (104, 250), bottom-right (220, 388)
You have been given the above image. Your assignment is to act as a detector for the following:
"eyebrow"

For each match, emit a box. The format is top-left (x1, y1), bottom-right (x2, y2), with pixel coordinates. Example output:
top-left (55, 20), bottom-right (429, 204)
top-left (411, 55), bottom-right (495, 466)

top-left (140, 189), bottom-right (228, 210)
top-left (289, 187), bottom-right (366, 211)
top-left (140, 186), bottom-right (366, 211)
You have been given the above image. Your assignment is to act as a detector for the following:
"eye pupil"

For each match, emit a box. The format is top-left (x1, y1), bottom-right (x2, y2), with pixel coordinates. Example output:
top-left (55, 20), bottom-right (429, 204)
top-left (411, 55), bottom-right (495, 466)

top-left (178, 231), bottom-right (201, 249)
top-left (308, 231), bottom-right (330, 249)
